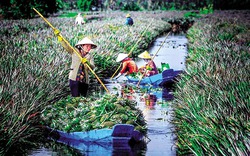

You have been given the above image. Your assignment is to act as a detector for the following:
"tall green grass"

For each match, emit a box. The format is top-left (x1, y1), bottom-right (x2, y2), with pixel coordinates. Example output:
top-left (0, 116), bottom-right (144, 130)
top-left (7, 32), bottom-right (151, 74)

top-left (172, 10), bottom-right (250, 155)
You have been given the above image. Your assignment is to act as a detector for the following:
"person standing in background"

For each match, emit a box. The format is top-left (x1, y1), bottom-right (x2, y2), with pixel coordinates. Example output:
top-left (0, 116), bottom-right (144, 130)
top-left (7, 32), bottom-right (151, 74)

top-left (125, 13), bottom-right (133, 26)
top-left (75, 13), bottom-right (85, 25)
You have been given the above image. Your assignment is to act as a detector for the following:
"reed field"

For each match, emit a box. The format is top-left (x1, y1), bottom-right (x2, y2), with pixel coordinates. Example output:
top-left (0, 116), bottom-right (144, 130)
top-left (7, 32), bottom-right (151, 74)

top-left (172, 10), bottom-right (250, 155)
top-left (0, 9), bottom-right (249, 155)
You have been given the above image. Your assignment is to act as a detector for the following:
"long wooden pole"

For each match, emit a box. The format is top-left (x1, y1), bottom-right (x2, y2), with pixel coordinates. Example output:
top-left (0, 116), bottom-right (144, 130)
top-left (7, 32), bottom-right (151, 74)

top-left (33, 8), bottom-right (110, 93)
top-left (111, 20), bottom-right (153, 79)
top-left (136, 31), bottom-right (171, 87)
top-left (127, 20), bottom-right (153, 57)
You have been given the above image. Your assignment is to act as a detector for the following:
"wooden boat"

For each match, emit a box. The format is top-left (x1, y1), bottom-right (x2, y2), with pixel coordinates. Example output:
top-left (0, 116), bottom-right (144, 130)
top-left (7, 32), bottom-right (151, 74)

top-left (45, 124), bottom-right (144, 154)
top-left (126, 69), bottom-right (182, 86)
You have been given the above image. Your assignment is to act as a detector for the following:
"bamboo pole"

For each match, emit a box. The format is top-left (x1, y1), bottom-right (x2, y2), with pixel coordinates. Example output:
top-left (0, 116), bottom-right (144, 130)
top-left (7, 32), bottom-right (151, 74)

top-left (33, 8), bottom-right (110, 93)
top-left (136, 31), bottom-right (171, 87)
top-left (111, 20), bottom-right (153, 79)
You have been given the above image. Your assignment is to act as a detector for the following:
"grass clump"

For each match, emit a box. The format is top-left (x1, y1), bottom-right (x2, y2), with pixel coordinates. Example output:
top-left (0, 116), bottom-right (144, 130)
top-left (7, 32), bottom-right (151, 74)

top-left (172, 10), bottom-right (250, 155)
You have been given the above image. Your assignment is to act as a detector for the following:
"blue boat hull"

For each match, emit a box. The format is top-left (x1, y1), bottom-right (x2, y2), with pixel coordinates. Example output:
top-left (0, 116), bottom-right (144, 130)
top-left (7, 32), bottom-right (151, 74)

top-left (46, 124), bottom-right (144, 154)
top-left (126, 69), bottom-right (182, 86)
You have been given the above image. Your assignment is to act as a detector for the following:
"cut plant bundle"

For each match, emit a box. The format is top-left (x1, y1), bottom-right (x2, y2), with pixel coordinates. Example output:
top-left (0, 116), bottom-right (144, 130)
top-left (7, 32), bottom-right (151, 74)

top-left (41, 94), bottom-right (147, 134)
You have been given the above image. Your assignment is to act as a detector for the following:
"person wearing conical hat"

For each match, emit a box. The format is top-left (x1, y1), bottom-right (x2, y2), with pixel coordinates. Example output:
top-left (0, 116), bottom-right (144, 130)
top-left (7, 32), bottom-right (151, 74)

top-left (54, 29), bottom-right (97, 97)
top-left (75, 13), bottom-right (85, 25)
top-left (125, 13), bottom-right (134, 26)
top-left (114, 53), bottom-right (138, 79)
top-left (138, 51), bottom-right (158, 77)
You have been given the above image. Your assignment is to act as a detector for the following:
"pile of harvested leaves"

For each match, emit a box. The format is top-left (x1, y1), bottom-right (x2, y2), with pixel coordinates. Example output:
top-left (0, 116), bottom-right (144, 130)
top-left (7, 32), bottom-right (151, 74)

top-left (42, 94), bottom-right (147, 135)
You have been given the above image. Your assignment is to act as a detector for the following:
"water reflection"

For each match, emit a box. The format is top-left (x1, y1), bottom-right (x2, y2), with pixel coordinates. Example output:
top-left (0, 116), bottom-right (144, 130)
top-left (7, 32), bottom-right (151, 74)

top-left (97, 79), bottom-right (177, 155)
top-left (136, 35), bottom-right (187, 71)
top-left (134, 90), bottom-right (176, 156)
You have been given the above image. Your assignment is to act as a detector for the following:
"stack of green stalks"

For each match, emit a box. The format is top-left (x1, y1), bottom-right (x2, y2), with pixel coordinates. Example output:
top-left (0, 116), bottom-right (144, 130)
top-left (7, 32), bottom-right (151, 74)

top-left (172, 10), bottom-right (250, 155)
top-left (42, 94), bottom-right (147, 134)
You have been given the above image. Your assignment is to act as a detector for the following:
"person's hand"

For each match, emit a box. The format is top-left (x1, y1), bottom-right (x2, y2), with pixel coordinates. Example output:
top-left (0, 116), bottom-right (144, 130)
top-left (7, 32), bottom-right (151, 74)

top-left (145, 71), bottom-right (151, 77)
top-left (54, 29), bottom-right (60, 36)
top-left (57, 36), bottom-right (63, 41)
top-left (146, 66), bottom-right (152, 70)
top-left (81, 57), bottom-right (89, 64)
top-left (114, 73), bottom-right (121, 79)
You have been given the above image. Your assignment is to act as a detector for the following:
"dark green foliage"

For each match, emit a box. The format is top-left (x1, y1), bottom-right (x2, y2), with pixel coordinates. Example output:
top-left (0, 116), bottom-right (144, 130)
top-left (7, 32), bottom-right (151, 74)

top-left (77, 0), bottom-right (98, 11)
top-left (0, 0), bottom-right (67, 19)
top-left (1, 0), bottom-right (249, 20)
top-left (121, 1), bottom-right (141, 11)
top-left (184, 11), bottom-right (201, 18)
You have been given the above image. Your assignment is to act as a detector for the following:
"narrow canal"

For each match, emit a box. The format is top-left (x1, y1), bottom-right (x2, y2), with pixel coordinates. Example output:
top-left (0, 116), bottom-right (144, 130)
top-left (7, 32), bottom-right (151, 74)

top-left (134, 34), bottom-right (187, 155)
top-left (28, 34), bottom-right (188, 156)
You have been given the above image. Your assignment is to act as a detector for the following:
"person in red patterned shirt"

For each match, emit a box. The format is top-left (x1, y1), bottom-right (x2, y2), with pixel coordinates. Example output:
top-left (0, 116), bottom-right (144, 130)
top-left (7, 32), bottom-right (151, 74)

top-left (114, 53), bottom-right (138, 79)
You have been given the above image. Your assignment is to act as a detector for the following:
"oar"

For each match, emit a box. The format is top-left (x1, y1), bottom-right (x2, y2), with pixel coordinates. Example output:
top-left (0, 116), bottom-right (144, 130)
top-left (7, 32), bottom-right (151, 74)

top-left (33, 8), bottom-right (110, 93)
top-left (111, 20), bottom-right (153, 79)
top-left (136, 31), bottom-right (171, 87)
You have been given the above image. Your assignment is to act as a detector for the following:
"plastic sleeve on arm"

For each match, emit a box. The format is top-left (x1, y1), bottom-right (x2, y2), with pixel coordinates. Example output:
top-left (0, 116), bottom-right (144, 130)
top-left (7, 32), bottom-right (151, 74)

top-left (60, 39), bottom-right (74, 54)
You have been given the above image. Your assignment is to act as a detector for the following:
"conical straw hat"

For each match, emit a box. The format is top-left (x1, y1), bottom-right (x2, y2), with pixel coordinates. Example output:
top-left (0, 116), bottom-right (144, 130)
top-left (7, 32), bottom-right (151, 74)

top-left (138, 51), bottom-right (151, 59)
top-left (116, 53), bottom-right (128, 62)
top-left (75, 37), bottom-right (97, 49)
top-left (126, 14), bottom-right (131, 17)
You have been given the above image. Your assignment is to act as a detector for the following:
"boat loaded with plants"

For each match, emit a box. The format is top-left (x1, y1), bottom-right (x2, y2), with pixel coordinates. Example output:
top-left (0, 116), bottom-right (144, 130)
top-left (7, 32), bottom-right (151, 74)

top-left (41, 94), bottom-right (147, 148)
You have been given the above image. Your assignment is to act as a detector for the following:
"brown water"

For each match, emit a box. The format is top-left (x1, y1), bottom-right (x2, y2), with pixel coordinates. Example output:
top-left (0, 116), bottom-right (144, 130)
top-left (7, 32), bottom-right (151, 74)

top-left (28, 34), bottom-right (187, 156)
